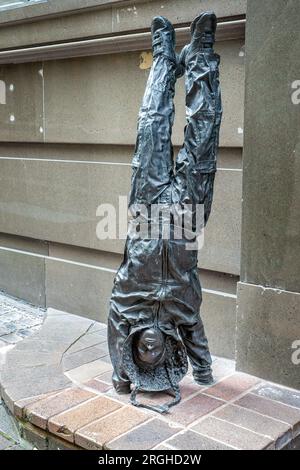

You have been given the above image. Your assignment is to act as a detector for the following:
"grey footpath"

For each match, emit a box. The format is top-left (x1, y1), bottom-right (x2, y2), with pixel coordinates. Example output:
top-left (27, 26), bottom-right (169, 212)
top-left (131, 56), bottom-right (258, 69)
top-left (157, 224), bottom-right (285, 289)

top-left (0, 293), bottom-right (97, 450)
top-left (0, 292), bottom-right (47, 450)
top-left (0, 308), bottom-right (97, 410)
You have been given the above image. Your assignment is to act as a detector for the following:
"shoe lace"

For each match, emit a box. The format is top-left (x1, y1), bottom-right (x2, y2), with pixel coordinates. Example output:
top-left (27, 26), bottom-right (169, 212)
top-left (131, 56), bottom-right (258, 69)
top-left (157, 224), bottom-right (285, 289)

top-left (195, 31), bottom-right (215, 45)
top-left (152, 31), bottom-right (162, 48)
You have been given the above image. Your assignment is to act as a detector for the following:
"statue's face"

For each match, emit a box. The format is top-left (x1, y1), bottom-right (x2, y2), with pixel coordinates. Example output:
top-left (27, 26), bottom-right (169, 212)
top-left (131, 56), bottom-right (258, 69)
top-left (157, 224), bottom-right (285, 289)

top-left (135, 328), bottom-right (165, 367)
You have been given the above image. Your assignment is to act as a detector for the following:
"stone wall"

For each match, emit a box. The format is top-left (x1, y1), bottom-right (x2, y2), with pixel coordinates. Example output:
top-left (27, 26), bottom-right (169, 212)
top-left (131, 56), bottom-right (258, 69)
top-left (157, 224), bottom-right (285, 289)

top-left (0, 0), bottom-right (247, 359)
top-left (236, 0), bottom-right (300, 389)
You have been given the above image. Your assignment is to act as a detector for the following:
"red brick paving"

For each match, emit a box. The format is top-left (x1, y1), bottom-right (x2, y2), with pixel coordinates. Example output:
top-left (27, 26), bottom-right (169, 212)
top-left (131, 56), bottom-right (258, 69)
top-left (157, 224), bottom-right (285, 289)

top-left (48, 396), bottom-right (122, 442)
top-left (167, 393), bottom-right (224, 426)
top-left (107, 418), bottom-right (181, 450)
top-left (83, 379), bottom-right (112, 394)
top-left (24, 388), bottom-right (96, 430)
top-left (166, 429), bottom-right (235, 450)
top-left (2, 314), bottom-right (300, 450)
top-left (213, 404), bottom-right (292, 449)
top-left (204, 373), bottom-right (260, 401)
top-left (235, 393), bottom-right (300, 433)
top-left (191, 416), bottom-right (274, 450)
top-left (75, 406), bottom-right (149, 449)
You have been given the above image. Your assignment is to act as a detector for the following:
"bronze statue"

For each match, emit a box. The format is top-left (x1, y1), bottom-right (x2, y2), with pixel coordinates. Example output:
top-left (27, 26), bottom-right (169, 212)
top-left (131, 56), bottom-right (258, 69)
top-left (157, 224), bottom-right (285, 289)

top-left (107, 11), bottom-right (222, 413)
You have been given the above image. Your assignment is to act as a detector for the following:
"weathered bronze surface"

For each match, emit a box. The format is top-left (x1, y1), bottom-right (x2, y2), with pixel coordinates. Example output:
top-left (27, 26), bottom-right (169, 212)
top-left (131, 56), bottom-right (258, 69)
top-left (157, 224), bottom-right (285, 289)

top-left (107, 12), bottom-right (222, 413)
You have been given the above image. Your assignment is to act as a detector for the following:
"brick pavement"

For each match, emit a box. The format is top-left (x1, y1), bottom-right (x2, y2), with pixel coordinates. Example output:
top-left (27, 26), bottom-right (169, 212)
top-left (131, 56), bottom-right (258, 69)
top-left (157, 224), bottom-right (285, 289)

top-left (0, 293), bottom-right (299, 450)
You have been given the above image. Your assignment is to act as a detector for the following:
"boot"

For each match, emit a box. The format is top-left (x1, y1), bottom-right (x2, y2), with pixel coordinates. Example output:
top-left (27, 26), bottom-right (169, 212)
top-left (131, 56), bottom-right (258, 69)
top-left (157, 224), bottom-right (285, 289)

top-left (193, 369), bottom-right (215, 386)
top-left (190, 11), bottom-right (217, 51)
top-left (180, 11), bottom-right (217, 66)
top-left (151, 16), bottom-right (176, 64)
top-left (112, 370), bottom-right (131, 394)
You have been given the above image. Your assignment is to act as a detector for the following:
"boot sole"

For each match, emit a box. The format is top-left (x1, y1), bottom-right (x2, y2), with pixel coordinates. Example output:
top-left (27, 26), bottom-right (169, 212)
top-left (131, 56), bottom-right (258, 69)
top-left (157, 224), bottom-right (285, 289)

top-left (190, 11), bottom-right (217, 36)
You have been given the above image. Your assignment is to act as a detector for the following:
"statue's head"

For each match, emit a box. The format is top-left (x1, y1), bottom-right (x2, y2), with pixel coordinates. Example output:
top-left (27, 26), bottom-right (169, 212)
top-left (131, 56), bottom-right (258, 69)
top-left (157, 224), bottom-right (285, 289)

top-left (133, 327), bottom-right (166, 369)
top-left (121, 324), bottom-right (188, 404)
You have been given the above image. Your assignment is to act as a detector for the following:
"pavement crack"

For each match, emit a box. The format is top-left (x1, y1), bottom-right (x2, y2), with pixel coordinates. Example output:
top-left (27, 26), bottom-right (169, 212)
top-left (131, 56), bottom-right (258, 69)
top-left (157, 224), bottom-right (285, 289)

top-left (59, 322), bottom-right (95, 365)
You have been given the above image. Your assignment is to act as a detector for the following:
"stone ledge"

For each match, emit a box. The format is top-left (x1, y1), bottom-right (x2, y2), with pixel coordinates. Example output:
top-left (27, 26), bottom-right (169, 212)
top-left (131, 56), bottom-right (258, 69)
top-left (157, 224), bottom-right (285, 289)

top-left (1, 307), bottom-right (300, 450)
top-left (236, 282), bottom-right (300, 389)
top-left (0, 19), bottom-right (245, 65)
top-left (0, 0), bottom-right (246, 28)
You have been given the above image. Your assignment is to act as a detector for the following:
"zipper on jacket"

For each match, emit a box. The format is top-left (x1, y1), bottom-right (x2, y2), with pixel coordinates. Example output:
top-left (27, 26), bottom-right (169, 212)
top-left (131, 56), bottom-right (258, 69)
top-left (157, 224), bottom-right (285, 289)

top-left (156, 222), bottom-right (169, 322)
top-left (162, 238), bottom-right (168, 282)
top-left (154, 301), bottom-right (162, 326)
top-left (160, 238), bottom-right (169, 303)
